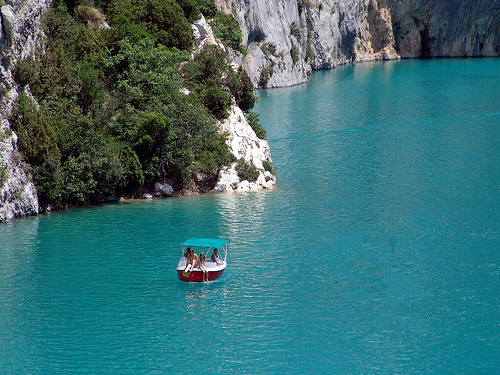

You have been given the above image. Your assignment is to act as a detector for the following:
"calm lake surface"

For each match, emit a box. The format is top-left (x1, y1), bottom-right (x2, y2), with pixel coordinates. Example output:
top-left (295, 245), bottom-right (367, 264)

top-left (1, 58), bottom-right (499, 374)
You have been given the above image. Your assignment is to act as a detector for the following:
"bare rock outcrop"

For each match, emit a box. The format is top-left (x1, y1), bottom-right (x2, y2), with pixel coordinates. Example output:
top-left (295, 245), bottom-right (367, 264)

top-left (191, 15), bottom-right (276, 192)
top-left (217, 0), bottom-right (310, 88)
top-left (0, 119), bottom-right (38, 221)
top-left (391, 0), bottom-right (500, 58)
top-left (214, 105), bottom-right (276, 193)
top-left (215, 0), bottom-right (402, 87)
top-left (1, 0), bottom-right (51, 221)
top-left (216, 0), bottom-right (500, 88)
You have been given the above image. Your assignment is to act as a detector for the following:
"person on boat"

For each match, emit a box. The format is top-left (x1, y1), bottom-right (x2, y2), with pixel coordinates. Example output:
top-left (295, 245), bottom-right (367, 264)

top-left (184, 247), bottom-right (198, 273)
top-left (198, 252), bottom-right (208, 281)
top-left (211, 248), bottom-right (225, 266)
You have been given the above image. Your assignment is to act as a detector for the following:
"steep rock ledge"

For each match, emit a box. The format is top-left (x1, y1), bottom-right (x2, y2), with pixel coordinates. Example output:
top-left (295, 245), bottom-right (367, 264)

top-left (391, 0), bottom-right (500, 58)
top-left (214, 104), bottom-right (276, 192)
top-left (217, 0), bottom-right (310, 88)
top-left (192, 16), bottom-right (276, 193)
top-left (0, 1), bottom-right (51, 222)
top-left (216, 0), bottom-right (500, 88)
top-left (0, 118), bottom-right (38, 221)
top-left (215, 0), bottom-right (402, 87)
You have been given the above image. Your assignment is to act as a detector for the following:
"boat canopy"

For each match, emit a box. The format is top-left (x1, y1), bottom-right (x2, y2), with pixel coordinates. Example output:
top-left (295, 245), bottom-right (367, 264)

top-left (180, 238), bottom-right (227, 249)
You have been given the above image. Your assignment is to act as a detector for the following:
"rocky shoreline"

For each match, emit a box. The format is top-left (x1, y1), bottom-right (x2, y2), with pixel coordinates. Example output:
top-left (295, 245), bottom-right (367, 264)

top-left (1, 0), bottom-right (499, 221)
top-left (1, 1), bottom-right (50, 222)
top-left (0, 4), bottom-right (275, 222)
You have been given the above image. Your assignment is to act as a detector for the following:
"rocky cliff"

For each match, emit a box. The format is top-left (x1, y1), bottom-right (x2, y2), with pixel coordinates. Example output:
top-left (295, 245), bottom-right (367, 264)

top-left (0, 3), bottom-right (275, 222)
top-left (216, 0), bottom-right (500, 88)
top-left (192, 16), bottom-right (276, 193)
top-left (1, 0), bottom-right (498, 221)
top-left (392, 0), bottom-right (500, 58)
top-left (0, 1), bottom-right (51, 221)
top-left (214, 104), bottom-right (276, 192)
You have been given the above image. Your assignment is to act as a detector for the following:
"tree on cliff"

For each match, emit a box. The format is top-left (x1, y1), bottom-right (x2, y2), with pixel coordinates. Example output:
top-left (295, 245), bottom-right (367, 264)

top-left (11, 0), bottom-right (255, 206)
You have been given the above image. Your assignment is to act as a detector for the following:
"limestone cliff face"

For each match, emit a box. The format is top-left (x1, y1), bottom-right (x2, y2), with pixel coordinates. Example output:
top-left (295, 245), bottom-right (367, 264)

top-left (192, 17), bottom-right (276, 193)
top-left (0, 1), bottom-right (51, 221)
top-left (217, 0), bottom-right (310, 87)
top-left (215, 0), bottom-right (402, 87)
top-left (216, 0), bottom-right (500, 88)
top-left (214, 104), bottom-right (276, 193)
top-left (391, 0), bottom-right (500, 58)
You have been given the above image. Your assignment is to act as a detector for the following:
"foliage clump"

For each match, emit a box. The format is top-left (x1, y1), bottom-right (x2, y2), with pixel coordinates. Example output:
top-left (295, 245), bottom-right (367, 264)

top-left (259, 66), bottom-right (273, 88)
top-left (11, 0), bottom-right (257, 206)
top-left (0, 167), bottom-right (7, 188)
top-left (235, 158), bottom-right (259, 183)
top-left (182, 44), bottom-right (256, 117)
top-left (290, 22), bottom-right (301, 40)
top-left (290, 46), bottom-right (299, 64)
top-left (212, 12), bottom-right (244, 53)
top-left (245, 111), bottom-right (266, 139)
top-left (262, 160), bottom-right (275, 175)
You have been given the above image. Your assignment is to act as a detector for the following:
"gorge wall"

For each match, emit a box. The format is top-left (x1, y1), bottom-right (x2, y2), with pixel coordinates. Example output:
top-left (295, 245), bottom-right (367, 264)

top-left (0, 1), bottom-right (275, 222)
top-left (0, 0), bottom-right (498, 221)
top-left (216, 0), bottom-right (500, 88)
top-left (1, 0), bottom-right (51, 221)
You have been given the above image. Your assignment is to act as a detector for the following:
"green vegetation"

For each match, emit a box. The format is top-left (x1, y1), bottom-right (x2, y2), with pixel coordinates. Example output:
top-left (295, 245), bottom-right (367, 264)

top-left (306, 34), bottom-right (315, 62)
top-left (11, 0), bottom-right (258, 206)
top-left (245, 111), bottom-right (266, 139)
top-left (0, 167), bottom-right (7, 188)
top-left (181, 44), bottom-right (256, 116)
top-left (260, 42), bottom-right (276, 57)
top-left (262, 160), bottom-right (276, 175)
top-left (0, 84), bottom-right (8, 97)
top-left (235, 158), bottom-right (259, 182)
top-left (290, 46), bottom-right (299, 64)
top-left (212, 13), bottom-right (244, 53)
top-left (290, 22), bottom-right (301, 40)
top-left (259, 66), bottom-right (274, 88)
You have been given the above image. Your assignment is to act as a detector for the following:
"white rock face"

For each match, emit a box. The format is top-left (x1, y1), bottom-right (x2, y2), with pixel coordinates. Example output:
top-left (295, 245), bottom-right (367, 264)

top-left (190, 15), bottom-right (277, 193)
top-left (0, 0), bottom-right (51, 221)
top-left (1, 1), bottom-right (52, 110)
top-left (215, 0), bottom-right (386, 87)
top-left (216, 0), bottom-right (500, 88)
top-left (217, 0), bottom-right (310, 88)
top-left (214, 105), bottom-right (276, 193)
top-left (0, 119), bottom-right (39, 221)
top-left (1, 5), bottom-right (15, 52)
top-left (192, 14), bottom-right (221, 50)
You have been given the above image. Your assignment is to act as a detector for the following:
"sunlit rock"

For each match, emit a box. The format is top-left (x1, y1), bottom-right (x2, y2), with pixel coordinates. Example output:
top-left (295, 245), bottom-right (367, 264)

top-left (154, 182), bottom-right (174, 197)
top-left (216, 0), bottom-right (500, 87)
top-left (214, 105), bottom-right (276, 193)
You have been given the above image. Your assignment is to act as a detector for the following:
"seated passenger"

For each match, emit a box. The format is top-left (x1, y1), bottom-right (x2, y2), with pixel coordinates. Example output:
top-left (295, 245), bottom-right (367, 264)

top-left (211, 248), bottom-right (225, 266)
top-left (199, 253), bottom-right (208, 282)
top-left (184, 247), bottom-right (198, 273)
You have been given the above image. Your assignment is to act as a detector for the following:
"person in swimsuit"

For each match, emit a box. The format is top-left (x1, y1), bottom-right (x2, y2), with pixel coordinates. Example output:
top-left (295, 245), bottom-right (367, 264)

top-left (184, 247), bottom-right (198, 273)
top-left (199, 252), bottom-right (208, 282)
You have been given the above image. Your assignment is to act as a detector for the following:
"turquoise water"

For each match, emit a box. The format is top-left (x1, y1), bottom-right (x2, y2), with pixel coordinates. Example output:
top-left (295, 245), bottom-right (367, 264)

top-left (1, 58), bottom-right (499, 373)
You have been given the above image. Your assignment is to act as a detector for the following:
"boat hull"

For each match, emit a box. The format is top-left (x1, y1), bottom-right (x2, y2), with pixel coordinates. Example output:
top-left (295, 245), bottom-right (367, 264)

top-left (177, 269), bottom-right (225, 282)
